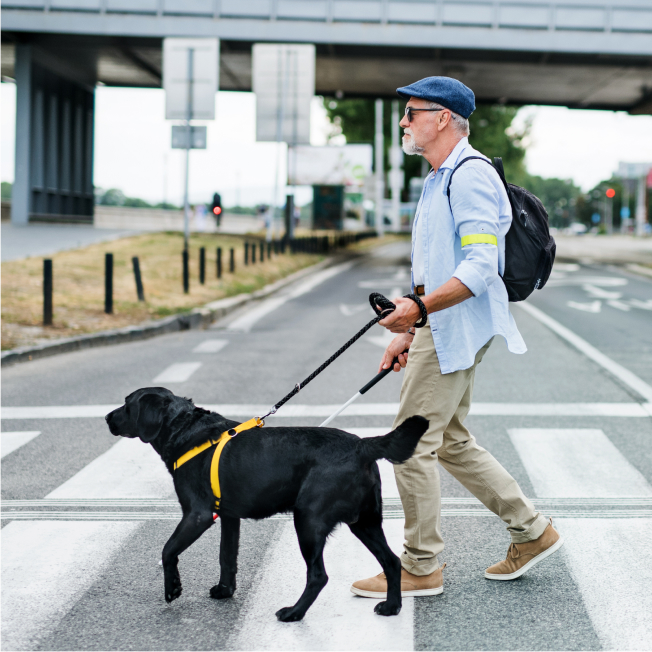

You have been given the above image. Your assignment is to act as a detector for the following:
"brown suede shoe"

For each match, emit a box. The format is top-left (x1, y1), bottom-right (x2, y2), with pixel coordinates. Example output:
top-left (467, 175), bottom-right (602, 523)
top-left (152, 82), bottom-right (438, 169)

top-left (485, 518), bottom-right (564, 581)
top-left (351, 564), bottom-right (446, 598)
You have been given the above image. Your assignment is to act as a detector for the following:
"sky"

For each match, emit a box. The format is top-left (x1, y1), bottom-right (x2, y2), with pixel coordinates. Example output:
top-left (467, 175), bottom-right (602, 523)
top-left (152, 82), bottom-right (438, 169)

top-left (2, 83), bottom-right (652, 207)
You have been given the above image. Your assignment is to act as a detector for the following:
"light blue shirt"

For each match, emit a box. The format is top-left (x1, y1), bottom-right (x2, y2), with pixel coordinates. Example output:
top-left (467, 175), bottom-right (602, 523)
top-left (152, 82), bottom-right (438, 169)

top-left (411, 137), bottom-right (527, 374)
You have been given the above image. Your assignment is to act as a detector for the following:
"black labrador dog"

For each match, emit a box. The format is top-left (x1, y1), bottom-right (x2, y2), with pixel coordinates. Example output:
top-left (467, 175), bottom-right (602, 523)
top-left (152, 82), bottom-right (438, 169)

top-left (105, 387), bottom-right (427, 622)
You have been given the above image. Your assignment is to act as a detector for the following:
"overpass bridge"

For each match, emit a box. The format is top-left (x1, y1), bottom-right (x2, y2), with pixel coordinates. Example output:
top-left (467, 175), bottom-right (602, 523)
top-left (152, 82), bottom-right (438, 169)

top-left (2, 0), bottom-right (652, 223)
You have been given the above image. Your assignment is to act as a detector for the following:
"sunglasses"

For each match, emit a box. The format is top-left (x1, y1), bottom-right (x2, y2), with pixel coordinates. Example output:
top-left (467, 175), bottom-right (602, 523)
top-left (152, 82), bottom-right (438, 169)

top-left (404, 106), bottom-right (444, 123)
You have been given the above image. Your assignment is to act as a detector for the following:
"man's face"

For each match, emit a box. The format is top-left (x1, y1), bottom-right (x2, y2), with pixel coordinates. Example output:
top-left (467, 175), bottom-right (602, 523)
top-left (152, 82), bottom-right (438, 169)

top-left (399, 97), bottom-right (442, 156)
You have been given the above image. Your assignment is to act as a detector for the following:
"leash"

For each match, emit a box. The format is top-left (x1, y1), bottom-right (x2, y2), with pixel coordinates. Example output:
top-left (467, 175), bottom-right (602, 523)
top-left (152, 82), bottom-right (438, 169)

top-left (258, 292), bottom-right (399, 420)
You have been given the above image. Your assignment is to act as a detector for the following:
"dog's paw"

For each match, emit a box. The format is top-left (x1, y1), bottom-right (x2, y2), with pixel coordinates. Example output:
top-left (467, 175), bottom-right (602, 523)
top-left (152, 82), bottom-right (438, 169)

top-left (164, 577), bottom-right (182, 603)
top-left (275, 606), bottom-right (304, 622)
top-left (210, 583), bottom-right (235, 600)
top-left (374, 600), bottom-right (401, 616)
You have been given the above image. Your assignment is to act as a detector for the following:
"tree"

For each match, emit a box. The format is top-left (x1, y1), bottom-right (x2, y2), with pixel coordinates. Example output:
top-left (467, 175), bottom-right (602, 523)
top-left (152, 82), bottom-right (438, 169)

top-left (323, 98), bottom-right (530, 199)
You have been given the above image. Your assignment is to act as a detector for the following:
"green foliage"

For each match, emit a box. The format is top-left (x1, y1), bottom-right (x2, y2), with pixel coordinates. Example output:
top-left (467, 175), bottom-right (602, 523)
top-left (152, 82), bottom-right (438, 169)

top-left (1, 181), bottom-right (12, 201)
top-left (526, 176), bottom-right (582, 228)
top-left (95, 188), bottom-right (181, 210)
top-left (323, 98), bottom-right (530, 200)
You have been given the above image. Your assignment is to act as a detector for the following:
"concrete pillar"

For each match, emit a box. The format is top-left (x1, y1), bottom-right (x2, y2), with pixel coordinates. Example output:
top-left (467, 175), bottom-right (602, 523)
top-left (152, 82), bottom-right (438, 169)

top-left (11, 44), bottom-right (95, 225)
top-left (12, 44), bottom-right (32, 225)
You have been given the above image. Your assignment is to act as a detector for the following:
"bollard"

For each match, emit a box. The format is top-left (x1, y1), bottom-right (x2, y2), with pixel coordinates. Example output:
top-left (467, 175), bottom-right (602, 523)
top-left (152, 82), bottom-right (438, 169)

top-left (229, 247), bottom-right (235, 273)
top-left (132, 256), bottom-right (145, 302)
top-left (244, 242), bottom-right (249, 266)
top-left (217, 247), bottom-right (222, 278)
top-left (43, 259), bottom-right (53, 326)
top-left (260, 241), bottom-right (264, 263)
top-left (252, 244), bottom-right (256, 264)
top-left (199, 247), bottom-right (206, 285)
top-left (105, 253), bottom-right (113, 314)
top-left (183, 249), bottom-right (189, 294)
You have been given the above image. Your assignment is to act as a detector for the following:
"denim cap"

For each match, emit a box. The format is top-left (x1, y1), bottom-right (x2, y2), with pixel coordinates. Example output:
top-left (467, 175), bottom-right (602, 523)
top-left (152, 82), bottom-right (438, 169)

top-left (397, 76), bottom-right (475, 119)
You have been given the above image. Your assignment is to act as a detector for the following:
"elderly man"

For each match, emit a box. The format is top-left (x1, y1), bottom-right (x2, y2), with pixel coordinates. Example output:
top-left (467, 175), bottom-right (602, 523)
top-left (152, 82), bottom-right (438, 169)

top-left (351, 77), bottom-right (563, 599)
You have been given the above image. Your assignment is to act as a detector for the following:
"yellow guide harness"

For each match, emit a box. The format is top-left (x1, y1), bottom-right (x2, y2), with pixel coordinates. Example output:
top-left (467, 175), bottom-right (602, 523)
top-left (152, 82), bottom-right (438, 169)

top-left (172, 417), bottom-right (264, 515)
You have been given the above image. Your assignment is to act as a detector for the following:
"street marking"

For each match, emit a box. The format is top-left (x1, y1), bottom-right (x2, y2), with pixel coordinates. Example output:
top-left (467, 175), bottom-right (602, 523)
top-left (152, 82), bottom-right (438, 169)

top-left (1, 521), bottom-right (141, 651)
top-left (547, 276), bottom-right (628, 288)
top-left (152, 362), bottom-right (202, 383)
top-left (192, 339), bottom-right (228, 353)
top-left (567, 300), bottom-right (601, 313)
top-left (340, 304), bottom-right (370, 316)
top-left (348, 427), bottom-right (399, 498)
top-left (228, 261), bottom-right (354, 332)
top-left (1, 437), bottom-right (171, 650)
top-left (630, 298), bottom-right (652, 311)
top-left (233, 519), bottom-right (414, 651)
top-left (582, 284), bottom-right (622, 299)
top-left (366, 328), bottom-right (396, 349)
top-left (558, 519), bottom-right (652, 651)
top-left (606, 299), bottom-right (631, 312)
top-left (508, 428), bottom-right (652, 651)
top-left (3, 402), bottom-right (652, 420)
top-left (1, 431), bottom-right (41, 458)
top-left (508, 429), bottom-right (652, 497)
top-left (518, 301), bottom-right (652, 403)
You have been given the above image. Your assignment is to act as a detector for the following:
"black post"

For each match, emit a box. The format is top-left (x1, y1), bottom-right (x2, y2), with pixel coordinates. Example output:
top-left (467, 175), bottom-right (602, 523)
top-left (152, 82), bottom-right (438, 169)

top-left (229, 248), bottom-right (235, 273)
top-left (217, 247), bottom-right (222, 278)
top-left (252, 244), bottom-right (256, 264)
top-left (284, 194), bottom-right (294, 240)
top-left (199, 247), bottom-right (206, 285)
top-left (244, 242), bottom-right (249, 265)
top-left (105, 253), bottom-right (113, 314)
top-left (132, 256), bottom-right (145, 302)
top-left (183, 249), bottom-right (189, 293)
top-left (43, 259), bottom-right (53, 326)
top-left (260, 241), bottom-right (264, 262)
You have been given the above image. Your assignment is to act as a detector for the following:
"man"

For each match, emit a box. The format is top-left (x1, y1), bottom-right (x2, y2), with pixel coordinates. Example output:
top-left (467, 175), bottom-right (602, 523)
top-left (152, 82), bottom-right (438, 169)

top-left (351, 77), bottom-right (563, 599)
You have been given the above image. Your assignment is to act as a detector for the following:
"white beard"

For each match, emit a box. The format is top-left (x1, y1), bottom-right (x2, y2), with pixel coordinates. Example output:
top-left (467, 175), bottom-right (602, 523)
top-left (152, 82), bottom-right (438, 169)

top-left (402, 129), bottom-right (425, 155)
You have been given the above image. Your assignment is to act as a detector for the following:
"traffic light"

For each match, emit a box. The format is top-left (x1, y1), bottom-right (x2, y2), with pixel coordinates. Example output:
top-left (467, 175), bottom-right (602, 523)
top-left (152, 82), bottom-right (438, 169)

top-left (212, 193), bottom-right (222, 216)
top-left (606, 188), bottom-right (616, 198)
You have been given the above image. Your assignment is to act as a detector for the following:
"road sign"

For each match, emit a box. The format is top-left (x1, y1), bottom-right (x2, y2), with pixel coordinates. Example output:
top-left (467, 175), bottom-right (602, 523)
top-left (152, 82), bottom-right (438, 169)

top-left (171, 125), bottom-right (207, 149)
top-left (163, 38), bottom-right (219, 120)
top-left (617, 161), bottom-right (652, 179)
top-left (252, 43), bottom-right (315, 144)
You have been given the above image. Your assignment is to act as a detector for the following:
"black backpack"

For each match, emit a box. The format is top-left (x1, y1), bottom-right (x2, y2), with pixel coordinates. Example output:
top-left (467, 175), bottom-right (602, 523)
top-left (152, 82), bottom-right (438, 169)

top-left (447, 156), bottom-right (556, 302)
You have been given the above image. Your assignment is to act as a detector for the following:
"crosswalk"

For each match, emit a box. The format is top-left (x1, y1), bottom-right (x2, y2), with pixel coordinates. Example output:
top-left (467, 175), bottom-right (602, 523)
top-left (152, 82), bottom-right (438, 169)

top-left (3, 420), bottom-right (652, 650)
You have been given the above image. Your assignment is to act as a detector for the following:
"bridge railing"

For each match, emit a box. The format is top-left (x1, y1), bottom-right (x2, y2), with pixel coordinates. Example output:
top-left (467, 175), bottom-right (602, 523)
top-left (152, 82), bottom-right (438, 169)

top-left (2, 0), bottom-right (652, 34)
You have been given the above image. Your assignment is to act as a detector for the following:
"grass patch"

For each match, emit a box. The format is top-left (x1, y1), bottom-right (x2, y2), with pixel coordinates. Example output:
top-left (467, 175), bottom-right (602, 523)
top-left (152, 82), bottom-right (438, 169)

top-left (1, 232), bottom-right (323, 350)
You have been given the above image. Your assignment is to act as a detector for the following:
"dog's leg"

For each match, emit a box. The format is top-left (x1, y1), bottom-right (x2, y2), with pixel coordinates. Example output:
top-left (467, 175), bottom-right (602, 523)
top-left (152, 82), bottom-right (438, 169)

top-left (162, 511), bottom-right (214, 603)
top-left (210, 515), bottom-right (240, 599)
top-left (349, 520), bottom-right (402, 616)
top-left (275, 512), bottom-right (331, 622)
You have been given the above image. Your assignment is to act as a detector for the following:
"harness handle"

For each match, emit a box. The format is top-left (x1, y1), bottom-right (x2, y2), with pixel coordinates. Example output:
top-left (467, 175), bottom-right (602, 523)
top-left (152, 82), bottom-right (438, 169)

top-left (260, 293), bottom-right (396, 419)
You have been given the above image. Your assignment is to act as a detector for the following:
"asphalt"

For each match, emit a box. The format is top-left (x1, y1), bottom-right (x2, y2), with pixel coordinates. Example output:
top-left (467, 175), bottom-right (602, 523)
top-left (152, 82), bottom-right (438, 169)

top-left (2, 241), bottom-right (652, 651)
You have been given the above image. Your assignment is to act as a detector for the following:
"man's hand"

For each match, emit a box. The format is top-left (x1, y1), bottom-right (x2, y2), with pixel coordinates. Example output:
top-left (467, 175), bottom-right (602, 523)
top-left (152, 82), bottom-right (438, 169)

top-left (379, 332), bottom-right (414, 373)
top-left (378, 297), bottom-right (421, 333)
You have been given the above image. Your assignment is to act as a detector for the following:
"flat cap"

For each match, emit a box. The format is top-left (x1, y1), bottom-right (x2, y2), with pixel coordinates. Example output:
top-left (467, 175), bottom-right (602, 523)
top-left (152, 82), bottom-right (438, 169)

top-left (397, 76), bottom-right (475, 119)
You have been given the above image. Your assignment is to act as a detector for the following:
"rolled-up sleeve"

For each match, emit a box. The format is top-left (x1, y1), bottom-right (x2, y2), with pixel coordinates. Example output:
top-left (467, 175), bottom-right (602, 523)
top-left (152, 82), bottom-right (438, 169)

top-left (449, 164), bottom-right (500, 297)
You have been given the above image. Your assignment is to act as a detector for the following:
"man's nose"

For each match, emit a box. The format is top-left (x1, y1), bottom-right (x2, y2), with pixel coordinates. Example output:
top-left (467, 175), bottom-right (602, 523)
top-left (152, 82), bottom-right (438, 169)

top-left (399, 116), bottom-right (409, 128)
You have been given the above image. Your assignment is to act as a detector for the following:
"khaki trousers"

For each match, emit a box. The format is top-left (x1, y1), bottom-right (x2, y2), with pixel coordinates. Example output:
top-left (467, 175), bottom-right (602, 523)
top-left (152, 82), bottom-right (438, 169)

top-left (392, 320), bottom-right (549, 576)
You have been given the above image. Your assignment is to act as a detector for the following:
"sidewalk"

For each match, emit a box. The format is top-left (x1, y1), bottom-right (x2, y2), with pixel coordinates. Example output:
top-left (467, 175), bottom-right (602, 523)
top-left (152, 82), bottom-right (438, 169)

top-left (554, 234), bottom-right (652, 267)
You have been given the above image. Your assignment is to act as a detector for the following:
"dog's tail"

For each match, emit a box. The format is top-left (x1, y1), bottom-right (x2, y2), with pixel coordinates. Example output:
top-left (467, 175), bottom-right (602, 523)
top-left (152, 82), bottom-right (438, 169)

top-left (357, 416), bottom-right (428, 464)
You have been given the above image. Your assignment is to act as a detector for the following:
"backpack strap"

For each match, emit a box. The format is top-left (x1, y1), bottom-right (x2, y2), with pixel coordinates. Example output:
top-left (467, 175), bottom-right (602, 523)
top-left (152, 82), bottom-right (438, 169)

top-left (446, 155), bottom-right (510, 209)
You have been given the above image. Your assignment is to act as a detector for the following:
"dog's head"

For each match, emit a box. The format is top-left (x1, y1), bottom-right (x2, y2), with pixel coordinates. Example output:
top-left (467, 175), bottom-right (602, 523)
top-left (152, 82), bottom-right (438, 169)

top-left (105, 387), bottom-right (175, 443)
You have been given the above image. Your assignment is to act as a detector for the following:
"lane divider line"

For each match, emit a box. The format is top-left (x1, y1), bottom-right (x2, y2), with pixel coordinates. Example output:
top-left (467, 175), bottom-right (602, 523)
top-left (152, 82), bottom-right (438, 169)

top-left (1, 431), bottom-right (41, 458)
top-left (152, 362), bottom-right (202, 384)
top-left (519, 301), bottom-right (652, 403)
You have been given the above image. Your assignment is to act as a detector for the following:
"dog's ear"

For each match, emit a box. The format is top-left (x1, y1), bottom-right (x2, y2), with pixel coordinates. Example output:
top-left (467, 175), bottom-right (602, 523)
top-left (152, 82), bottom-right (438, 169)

top-left (135, 392), bottom-right (171, 442)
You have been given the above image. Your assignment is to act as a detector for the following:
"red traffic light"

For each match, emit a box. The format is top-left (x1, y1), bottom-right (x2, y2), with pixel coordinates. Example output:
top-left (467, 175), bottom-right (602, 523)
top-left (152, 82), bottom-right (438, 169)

top-left (213, 207), bottom-right (222, 215)
top-left (606, 188), bottom-right (616, 198)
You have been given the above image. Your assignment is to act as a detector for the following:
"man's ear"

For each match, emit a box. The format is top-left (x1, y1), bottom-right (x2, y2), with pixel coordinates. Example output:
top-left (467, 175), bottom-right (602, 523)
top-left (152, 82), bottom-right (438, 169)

top-left (136, 393), bottom-right (171, 442)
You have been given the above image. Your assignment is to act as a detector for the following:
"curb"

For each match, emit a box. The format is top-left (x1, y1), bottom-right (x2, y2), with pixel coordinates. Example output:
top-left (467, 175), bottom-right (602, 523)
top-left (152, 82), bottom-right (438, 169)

top-left (1, 255), bottom-right (350, 368)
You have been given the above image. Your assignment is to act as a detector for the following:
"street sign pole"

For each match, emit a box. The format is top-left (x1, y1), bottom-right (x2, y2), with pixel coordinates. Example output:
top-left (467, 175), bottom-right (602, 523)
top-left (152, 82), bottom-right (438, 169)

top-left (183, 48), bottom-right (194, 253)
top-left (375, 99), bottom-right (385, 237)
